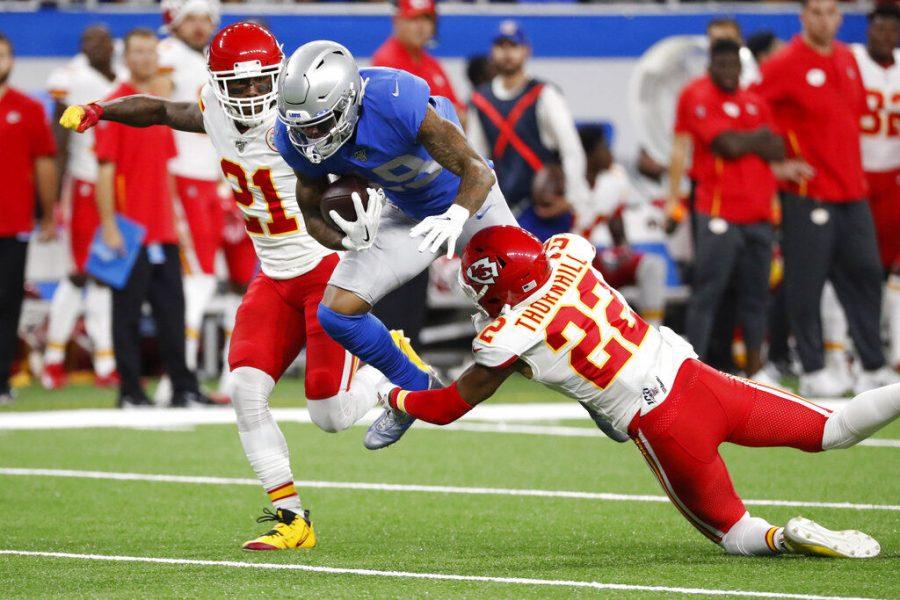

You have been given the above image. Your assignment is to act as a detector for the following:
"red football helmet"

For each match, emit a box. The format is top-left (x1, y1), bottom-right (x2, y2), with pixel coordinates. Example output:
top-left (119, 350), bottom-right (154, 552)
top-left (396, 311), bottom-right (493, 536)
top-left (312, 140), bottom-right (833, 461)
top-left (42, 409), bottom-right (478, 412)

top-left (207, 22), bottom-right (283, 126)
top-left (459, 226), bottom-right (551, 318)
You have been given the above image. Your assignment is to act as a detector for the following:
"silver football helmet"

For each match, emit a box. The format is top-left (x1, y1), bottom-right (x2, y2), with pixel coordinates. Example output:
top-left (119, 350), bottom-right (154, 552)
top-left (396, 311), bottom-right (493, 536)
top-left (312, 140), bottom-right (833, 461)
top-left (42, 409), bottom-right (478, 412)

top-left (276, 40), bottom-right (364, 164)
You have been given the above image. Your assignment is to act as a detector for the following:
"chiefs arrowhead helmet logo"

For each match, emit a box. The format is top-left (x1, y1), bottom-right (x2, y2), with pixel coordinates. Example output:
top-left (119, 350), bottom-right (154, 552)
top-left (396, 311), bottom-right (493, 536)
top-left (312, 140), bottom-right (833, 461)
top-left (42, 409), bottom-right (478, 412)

top-left (466, 257), bottom-right (500, 285)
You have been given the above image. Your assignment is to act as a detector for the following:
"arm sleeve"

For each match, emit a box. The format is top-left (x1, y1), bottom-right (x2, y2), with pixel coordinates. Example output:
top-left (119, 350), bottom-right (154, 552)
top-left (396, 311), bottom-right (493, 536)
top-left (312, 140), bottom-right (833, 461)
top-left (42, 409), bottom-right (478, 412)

top-left (392, 70), bottom-right (431, 144)
top-left (389, 382), bottom-right (474, 426)
top-left (93, 120), bottom-right (119, 163)
top-left (536, 85), bottom-right (592, 215)
top-left (29, 105), bottom-right (57, 158)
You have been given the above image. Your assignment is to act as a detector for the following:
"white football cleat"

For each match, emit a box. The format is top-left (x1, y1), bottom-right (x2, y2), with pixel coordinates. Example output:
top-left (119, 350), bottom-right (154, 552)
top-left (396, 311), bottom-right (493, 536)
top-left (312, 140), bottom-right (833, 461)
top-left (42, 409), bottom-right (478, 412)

top-left (782, 517), bottom-right (880, 558)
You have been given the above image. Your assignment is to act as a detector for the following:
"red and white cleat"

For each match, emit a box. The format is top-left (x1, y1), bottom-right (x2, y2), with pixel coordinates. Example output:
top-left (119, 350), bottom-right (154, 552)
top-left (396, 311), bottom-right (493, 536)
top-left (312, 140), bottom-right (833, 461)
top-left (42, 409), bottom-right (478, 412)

top-left (41, 363), bottom-right (68, 390)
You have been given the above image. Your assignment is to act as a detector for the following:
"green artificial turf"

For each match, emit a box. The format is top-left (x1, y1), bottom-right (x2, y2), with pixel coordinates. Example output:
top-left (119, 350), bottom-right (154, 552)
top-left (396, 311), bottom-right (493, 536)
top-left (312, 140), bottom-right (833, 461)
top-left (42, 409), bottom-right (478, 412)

top-left (0, 381), bottom-right (897, 598)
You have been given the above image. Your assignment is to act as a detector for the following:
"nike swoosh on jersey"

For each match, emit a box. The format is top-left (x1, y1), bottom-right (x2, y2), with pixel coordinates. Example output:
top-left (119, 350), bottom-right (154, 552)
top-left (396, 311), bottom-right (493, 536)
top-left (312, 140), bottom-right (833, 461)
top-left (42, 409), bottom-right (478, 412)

top-left (475, 204), bottom-right (493, 220)
top-left (392, 81), bottom-right (400, 97)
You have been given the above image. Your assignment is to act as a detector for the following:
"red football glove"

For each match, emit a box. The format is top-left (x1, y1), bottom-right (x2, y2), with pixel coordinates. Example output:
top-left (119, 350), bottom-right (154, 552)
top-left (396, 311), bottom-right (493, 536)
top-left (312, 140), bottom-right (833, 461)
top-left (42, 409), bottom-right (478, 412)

top-left (59, 103), bottom-right (104, 133)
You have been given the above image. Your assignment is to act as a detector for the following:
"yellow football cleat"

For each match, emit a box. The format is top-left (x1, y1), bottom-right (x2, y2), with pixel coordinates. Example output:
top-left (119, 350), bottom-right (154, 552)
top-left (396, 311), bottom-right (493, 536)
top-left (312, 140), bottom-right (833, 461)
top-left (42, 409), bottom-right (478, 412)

top-left (389, 330), bottom-right (428, 372)
top-left (782, 517), bottom-right (880, 558)
top-left (59, 105), bottom-right (87, 130)
top-left (242, 508), bottom-right (317, 551)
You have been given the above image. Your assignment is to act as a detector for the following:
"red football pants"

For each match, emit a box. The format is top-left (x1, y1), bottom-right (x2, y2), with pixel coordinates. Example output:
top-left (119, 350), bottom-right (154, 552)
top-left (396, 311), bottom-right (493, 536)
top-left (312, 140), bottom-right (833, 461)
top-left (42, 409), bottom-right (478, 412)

top-left (69, 179), bottom-right (100, 273)
top-left (628, 359), bottom-right (831, 543)
top-left (228, 253), bottom-right (357, 398)
top-left (175, 176), bottom-right (224, 276)
top-left (866, 169), bottom-right (900, 269)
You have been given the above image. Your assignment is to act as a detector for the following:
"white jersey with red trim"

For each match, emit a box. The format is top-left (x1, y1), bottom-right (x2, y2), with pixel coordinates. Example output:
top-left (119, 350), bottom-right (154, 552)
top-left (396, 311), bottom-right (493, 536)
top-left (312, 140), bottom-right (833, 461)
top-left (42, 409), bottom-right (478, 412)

top-left (46, 61), bottom-right (118, 182)
top-left (851, 44), bottom-right (900, 173)
top-left (199, 84), bottom-right (333, 279)
top-left (471, 234), bottom-right (696, 435)
top-left (158, 36), bottom-right (220, 180)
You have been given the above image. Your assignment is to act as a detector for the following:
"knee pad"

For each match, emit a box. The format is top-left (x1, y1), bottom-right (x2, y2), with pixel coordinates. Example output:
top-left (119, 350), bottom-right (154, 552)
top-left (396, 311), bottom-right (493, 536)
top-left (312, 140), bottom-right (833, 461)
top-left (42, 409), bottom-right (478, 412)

top-left (230, 367), bottom-right (276, 432)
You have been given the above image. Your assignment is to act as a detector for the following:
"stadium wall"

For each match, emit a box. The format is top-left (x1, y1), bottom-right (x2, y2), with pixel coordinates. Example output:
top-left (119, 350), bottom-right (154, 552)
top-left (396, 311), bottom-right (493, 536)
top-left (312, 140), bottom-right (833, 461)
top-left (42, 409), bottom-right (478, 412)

top-left (4, 6), bottom-right (869, 161)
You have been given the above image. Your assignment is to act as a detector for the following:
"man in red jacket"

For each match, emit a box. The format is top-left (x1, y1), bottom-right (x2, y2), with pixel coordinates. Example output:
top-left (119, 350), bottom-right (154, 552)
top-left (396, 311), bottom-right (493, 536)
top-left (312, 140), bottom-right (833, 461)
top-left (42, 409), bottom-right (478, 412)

top-left (753, 0), bottom-right (898, 396)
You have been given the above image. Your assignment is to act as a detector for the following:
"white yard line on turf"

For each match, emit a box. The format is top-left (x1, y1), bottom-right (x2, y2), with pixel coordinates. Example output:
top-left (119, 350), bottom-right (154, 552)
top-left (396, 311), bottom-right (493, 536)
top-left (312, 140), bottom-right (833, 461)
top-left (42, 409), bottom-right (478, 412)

top-left (1, 467), bottom-right (897, 512)
top-left (1, 405), bottom-right (896, 447)
top-left (0, 550), bottom-right (882, 600)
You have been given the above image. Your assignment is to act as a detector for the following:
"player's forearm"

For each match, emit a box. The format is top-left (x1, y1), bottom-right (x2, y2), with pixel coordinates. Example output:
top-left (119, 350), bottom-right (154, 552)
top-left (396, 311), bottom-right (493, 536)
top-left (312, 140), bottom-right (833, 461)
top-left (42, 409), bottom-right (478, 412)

top-left (99, 95), bottom-right (205, 133)
top-left (52, 102), bottom-right (70, 183)
top-left (34, 157), bottom-right (58, 226)
top-left (389, 382), bottom-right (475, 425)
top-left (453, 157), bottom-right (495, 214)
top-left (711, 129), bottom-right (785, 162)
top-left (296, 177), bottom-right (344, 251)
top-left (95, 163), bottom-right (117, 226)
top-left (667, 135), bottom-right (689, 200)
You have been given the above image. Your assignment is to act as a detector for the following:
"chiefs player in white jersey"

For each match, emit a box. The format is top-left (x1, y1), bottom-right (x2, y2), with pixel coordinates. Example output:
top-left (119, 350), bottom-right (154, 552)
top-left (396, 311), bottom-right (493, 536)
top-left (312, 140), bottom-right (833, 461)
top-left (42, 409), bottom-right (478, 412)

top-left (158, 0), bottom-right (256, 396)
top-left (852, 4), bottom-right (900, 369)
top-left (59, 22), bottom-right (389, 551)
top-left (379, 226), bottom-right (899, 559)
top-left (41, 25), bottom-right (119, 390)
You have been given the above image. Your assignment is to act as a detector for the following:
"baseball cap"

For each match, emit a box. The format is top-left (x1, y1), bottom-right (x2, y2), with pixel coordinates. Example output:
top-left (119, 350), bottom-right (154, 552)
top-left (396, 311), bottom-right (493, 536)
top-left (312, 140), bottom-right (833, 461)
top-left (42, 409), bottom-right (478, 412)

top-left (396, 0), bottom-right (436, 19)
top-left (493, 20), bottom-right (527, 46)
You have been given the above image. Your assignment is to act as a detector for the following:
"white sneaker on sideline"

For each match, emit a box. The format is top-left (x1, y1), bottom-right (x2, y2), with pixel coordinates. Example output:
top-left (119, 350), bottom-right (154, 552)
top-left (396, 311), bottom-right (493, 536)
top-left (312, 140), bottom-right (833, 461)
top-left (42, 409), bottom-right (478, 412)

top-left (800, 369), bottom-right (851, 398)
top-left (744, 367), bottom-right (782, 389)
top-left (853, 366), bottom-right (900, 395)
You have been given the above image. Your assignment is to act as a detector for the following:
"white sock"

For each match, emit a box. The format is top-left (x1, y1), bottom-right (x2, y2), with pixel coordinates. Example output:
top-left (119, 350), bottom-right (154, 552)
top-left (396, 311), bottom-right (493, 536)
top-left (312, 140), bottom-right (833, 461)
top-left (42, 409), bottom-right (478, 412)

top-left (44, 278), bottom-right (83, 365)
top-left (217, 293), bottom-right (241, 397)
top-left (886, 274), bottom-right (900, 368)
top-left (720, 512), bottom-right (783, 556)
top-left (84, 281), bottom-right (115, 376)
top-left (821, 282), bottom-right (850, 362)
top-left (822, 383), bottom-right (900, 450)
top-left (231, 366), bottom-right (302, 512)
top-left (183, 274), bottom-right (217, 372)
top-left (307, 364), bottom-right (381, 433)
top-left (636, 254), bottom-right (666, 328)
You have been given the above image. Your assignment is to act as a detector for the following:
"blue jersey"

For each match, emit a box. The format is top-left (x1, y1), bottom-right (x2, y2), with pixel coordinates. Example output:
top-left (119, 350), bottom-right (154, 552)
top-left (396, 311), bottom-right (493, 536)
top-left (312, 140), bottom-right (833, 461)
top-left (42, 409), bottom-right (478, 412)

top-left (275, 67), bottom-right (464, 221)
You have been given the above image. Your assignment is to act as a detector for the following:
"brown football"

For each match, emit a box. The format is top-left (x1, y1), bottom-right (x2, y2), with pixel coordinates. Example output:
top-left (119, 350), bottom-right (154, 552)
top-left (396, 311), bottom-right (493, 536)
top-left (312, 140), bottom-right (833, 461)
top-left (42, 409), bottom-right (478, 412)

top-left (320, 174), bottom-right (376, 231)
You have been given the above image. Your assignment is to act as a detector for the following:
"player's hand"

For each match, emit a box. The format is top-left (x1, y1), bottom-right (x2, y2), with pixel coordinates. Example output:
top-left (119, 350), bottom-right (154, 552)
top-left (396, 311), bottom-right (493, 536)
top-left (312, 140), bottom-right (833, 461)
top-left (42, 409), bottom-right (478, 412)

top-left (36, 216), bottom-right (57, 243)
top-left (409, 204), bottom-right (470, 259)
top-left (102, 223), bottom-right (125, 254)
top-left (772, 159), bottom-right (815, 184)
top-left (59, 103), bottom-right (104, 133)
top-left (329, 188), bottom-right (383, 252)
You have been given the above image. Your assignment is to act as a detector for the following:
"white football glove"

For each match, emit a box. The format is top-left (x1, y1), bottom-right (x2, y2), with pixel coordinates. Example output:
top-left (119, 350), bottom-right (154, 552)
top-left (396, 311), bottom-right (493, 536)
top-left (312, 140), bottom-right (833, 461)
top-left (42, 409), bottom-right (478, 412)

top-left (409, 204), bottom-right (470, 259)
top-left (329, 188), bottom-right (385, 252)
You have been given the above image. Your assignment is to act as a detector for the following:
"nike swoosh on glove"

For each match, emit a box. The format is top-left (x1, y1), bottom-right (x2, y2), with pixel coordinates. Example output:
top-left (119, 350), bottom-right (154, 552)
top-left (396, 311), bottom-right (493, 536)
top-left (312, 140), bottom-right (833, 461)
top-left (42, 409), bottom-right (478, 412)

top-left (409, 204), bottom-right (471, 259)
top-left (329, 187), bottom-right (385, 252)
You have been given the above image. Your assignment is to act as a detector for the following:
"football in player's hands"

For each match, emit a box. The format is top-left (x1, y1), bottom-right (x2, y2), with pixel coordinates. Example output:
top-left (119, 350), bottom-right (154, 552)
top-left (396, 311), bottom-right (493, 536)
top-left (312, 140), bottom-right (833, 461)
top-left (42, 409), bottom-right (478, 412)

top-left (320, 175), bottom-right (379, 231)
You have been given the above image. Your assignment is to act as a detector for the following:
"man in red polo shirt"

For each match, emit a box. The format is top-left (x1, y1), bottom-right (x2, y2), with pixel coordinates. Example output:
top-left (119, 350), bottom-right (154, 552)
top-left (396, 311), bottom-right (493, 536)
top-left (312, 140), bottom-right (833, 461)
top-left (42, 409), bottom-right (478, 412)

top-left (94, 28), bottom-right (207, 409)
top-left (372, 0), bottom-right (463, 119)
top-left (753, 0), bottom-right (898, 395)
top-left (676, 39), bottom-right (790, 382)
top-left (0, 32), bottom-right (58, 405)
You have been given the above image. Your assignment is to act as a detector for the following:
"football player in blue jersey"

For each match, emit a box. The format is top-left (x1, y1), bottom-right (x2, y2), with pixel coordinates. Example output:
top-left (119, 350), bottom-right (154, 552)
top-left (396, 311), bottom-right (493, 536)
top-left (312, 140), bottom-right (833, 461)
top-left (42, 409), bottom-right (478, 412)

top-left (274, 41), bottom-right (518, 449)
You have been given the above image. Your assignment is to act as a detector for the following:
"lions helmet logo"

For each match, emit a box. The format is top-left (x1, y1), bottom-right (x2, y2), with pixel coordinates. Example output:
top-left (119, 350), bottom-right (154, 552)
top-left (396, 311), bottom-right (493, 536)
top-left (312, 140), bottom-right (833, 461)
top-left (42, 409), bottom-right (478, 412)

top-left (466, 257), bottom-right (500, 285)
